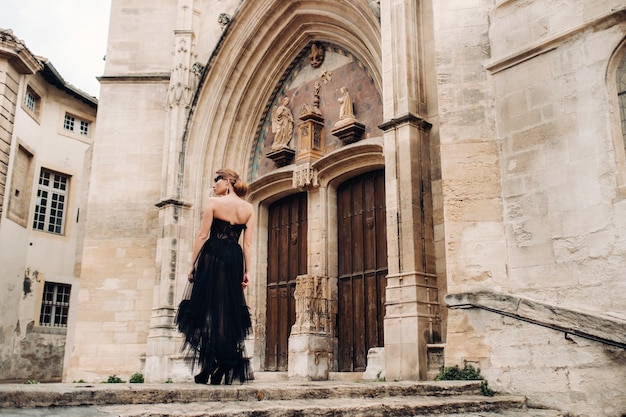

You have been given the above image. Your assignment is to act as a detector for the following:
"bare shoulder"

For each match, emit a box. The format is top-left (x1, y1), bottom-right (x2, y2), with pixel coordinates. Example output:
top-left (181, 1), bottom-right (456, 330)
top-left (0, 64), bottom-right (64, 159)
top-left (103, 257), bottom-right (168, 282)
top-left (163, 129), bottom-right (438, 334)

top-left (203, 196), bottom-right (219, 210)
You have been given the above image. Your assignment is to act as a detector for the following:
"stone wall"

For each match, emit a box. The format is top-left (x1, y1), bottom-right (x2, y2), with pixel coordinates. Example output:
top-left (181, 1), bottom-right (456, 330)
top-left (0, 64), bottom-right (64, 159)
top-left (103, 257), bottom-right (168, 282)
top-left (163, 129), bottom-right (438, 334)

top-left (437, 0), bottom-right (626, 415)
top-left (449, 306), bottom-right (626, 416)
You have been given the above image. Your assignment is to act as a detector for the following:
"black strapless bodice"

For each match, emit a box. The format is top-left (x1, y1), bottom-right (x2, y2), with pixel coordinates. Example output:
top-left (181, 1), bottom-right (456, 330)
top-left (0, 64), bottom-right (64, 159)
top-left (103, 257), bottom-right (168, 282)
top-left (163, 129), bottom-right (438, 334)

top-left (210, 218), bottom-right (246, 243)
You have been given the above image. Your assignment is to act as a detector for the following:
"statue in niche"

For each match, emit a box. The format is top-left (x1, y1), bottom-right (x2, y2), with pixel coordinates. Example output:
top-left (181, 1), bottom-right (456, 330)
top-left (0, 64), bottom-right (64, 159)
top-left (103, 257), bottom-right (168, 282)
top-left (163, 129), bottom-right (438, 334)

top-left (310, 43), bottom-right (325, 68)
top-left (271, 96), bottom-right (294, 151)
top-left (338, 87), bottom-right (355, 121)
top-left (332, 86), bottom-right (365, 143)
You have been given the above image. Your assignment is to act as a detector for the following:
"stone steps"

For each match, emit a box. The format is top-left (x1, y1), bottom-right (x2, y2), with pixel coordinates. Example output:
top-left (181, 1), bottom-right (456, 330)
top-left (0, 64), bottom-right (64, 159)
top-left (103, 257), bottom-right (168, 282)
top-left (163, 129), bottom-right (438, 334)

top-left (0, 380), bottom-right (561, 417)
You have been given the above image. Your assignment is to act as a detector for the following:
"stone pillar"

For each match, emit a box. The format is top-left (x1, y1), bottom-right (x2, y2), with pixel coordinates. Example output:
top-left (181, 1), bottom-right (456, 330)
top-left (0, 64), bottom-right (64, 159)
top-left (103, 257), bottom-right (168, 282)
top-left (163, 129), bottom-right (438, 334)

top-left (379, 0), bottom-right (439, 381)
top-left (145, 0), bottom-right (199, 382)
top-left (288, 274), bottom-right (335, 380)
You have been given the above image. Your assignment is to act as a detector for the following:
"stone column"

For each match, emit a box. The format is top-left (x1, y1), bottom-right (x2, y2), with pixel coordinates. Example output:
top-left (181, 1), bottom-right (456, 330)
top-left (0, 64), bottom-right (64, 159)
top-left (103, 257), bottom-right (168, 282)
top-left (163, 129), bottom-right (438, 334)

top-left (288, 160), bottom-right (335, 380)
top-left (144, 0), bottom-right (199, 382)
top-left (379, 0), bottom-right (439, 381)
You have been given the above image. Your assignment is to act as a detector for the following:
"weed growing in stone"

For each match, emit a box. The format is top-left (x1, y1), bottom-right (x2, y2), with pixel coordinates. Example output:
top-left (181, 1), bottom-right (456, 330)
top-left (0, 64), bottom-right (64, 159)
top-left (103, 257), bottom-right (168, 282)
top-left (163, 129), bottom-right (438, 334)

top-left (130, 372), bottom-right (144, 383)
top-left (435, 363), bottom-right (495, 396)
top-left (105, 374), bottom-right (125, 383)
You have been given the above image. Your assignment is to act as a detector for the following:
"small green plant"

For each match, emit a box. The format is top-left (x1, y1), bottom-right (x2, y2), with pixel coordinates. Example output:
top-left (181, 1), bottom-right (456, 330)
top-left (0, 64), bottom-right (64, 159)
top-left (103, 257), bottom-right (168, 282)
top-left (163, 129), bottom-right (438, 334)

top-left (480, 380), bottom-right (495, 396)
top-left (435, 363), bottom-right (483, 380)
top-left (24, 380), bottom-right (39, 384)
top-left (105, 374), bottom-right (125, 383)
top-left (73, 379), bottom-right (86, 383)
top-left (435, 363), bottom-right (495, 397)
top-left (165, 378), bottom-right (173, 383)
top-left (129, 372), bottom-right (144, 383)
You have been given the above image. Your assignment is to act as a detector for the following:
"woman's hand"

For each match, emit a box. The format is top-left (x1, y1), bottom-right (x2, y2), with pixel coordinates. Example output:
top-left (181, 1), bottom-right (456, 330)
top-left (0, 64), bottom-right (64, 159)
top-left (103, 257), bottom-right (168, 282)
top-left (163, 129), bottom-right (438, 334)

top-left (242, 272), bottom-right (250, 288)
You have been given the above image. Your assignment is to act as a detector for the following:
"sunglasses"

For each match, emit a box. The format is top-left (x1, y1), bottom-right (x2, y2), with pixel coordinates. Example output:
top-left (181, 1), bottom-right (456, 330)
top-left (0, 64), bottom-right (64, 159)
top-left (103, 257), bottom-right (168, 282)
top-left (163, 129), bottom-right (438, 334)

top-left (214, 176), bottom-right (224, 183)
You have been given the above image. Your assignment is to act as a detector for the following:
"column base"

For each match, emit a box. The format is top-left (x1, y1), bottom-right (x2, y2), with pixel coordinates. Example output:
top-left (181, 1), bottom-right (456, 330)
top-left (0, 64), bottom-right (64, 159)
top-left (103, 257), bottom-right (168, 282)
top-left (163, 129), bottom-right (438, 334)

top-left (288, 333), bottom-right (333, 380)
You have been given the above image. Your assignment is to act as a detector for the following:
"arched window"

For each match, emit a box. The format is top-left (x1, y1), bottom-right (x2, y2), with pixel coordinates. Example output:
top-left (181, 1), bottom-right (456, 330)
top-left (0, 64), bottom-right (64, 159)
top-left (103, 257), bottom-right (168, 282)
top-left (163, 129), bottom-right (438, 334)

top-left (617, 54), bottom-right (626, 148)
top-left (609, 40), bottom-right (626, 196)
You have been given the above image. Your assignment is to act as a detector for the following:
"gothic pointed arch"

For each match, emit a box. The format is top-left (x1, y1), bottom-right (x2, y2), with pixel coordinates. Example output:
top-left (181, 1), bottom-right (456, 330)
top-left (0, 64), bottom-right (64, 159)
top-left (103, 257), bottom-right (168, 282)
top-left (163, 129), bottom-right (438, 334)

top-left (181, 0), bottom-right (382, 207)
top-left (608, 37), bottom-right (626, 196)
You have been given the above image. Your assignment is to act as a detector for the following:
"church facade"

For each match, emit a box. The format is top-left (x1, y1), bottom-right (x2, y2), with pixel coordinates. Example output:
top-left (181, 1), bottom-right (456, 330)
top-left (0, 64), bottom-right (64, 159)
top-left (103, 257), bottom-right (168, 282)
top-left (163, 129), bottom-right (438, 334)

top-left (63, 1), bottom-right (625, 416)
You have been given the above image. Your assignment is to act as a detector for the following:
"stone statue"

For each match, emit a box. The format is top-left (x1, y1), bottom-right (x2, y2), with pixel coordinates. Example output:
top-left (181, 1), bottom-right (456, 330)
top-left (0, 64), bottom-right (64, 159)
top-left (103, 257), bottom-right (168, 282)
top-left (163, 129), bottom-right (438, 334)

top-left (310, 42), bottom-right (325, 68)
top-left (271, 96), bottom-right (294, 151)
top-left (338, 87), bottom-right (355, 120)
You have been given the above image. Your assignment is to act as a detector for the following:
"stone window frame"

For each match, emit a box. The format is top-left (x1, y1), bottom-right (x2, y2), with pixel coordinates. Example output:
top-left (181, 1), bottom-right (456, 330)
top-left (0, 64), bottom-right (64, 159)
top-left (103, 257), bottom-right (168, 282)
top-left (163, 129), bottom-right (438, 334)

top-left (38, 281), bottom-right (72, 328)
top-left (21, 84), bottom-right (42, 122)
top-left (59, 110), bottom-right (94, 143)
top-left (62, 112), bottom-right (90, 137)
top-left (608, 39), bottom-right (626, 198)
top-left (32, 167), bottom-right (71, 235)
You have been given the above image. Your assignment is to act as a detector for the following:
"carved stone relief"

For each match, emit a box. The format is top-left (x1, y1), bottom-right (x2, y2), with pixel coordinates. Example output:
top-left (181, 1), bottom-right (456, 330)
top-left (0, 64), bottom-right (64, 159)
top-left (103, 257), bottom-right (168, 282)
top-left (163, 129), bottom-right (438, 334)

top-left (292, 275), bottom-right (333, 335)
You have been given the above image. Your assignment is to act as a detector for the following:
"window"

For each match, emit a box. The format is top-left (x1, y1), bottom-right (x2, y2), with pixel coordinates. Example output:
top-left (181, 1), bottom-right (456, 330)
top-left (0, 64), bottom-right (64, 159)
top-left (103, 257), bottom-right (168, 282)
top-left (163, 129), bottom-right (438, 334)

top-left (23, 86), bottom-right (41, 118)
top-left (63, 113), bottom-right (90, 137)
top-left (618, 54), bottom-right (626, 150)
top-left (33, 168), bottom-right (69, 234)
top-left (39, 282), bottom-right (71, 327)
top-left (610, 42), bottom-right (626, 195)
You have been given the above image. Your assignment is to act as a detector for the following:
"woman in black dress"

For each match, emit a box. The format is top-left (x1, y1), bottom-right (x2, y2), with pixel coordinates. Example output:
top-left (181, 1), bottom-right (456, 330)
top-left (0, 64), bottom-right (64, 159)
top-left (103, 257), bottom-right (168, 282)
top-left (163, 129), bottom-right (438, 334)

top-left (176, 168), bottom-right (255, 384)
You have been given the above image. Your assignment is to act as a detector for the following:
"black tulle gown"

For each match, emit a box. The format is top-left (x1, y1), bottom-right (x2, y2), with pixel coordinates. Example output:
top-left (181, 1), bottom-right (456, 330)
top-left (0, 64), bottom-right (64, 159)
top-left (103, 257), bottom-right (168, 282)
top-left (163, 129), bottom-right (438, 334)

top-left (176, 218), bottom-right (254, 384)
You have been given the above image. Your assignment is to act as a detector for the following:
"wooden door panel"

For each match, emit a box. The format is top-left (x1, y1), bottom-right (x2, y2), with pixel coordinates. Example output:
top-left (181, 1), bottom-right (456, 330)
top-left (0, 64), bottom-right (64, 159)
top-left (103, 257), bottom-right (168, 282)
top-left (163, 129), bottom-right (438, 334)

top-left (365, 272), bottom-right (379, 348)
top-left (352, 275), bottom-right (366, 371)
top-left (265, 287), bottom-right (279, 369)
top-left (337, 170), bottom-right (387, 372)
top-left (265, 193), bottom-right (306, 371)
top-left (338, 190), bottom-right (352, 277)
top-left (337, 278), bottom-right (353, 371)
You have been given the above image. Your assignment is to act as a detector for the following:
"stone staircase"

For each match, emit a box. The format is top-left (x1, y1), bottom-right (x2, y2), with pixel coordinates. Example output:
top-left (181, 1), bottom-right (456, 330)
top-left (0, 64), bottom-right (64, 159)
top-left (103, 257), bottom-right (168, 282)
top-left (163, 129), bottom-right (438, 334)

top-left (0, 378), bottom-right (561, 417)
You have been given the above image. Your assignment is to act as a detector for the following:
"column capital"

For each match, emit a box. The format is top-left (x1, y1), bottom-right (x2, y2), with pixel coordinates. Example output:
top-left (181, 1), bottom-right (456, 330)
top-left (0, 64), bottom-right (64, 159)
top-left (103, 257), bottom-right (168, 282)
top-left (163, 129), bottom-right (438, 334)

top-left (378, 112), bottom-right (432, 132)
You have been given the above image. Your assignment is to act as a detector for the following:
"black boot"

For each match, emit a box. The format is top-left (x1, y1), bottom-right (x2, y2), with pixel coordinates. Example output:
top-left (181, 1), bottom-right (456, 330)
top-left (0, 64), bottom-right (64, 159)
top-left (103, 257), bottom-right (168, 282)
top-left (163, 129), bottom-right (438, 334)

top-left (194, 367), bottom-right (210, 384)
top-left (209, 367), bottom-right (225, 385)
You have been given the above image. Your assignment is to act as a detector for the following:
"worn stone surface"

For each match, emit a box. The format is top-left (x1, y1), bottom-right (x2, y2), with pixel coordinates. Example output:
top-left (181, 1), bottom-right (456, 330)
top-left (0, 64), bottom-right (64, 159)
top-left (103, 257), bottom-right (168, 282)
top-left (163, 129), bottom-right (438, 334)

top-left (0, 380), bottom-right (559, 417)
top-left (445, 290), bottom-right (626, 347)
top-left (0, 381), bottom-right (486, 408)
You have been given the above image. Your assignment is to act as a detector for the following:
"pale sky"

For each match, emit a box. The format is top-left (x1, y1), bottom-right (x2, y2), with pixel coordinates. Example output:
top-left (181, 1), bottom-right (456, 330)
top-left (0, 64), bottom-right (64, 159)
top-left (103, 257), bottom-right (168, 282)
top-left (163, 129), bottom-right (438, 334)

top-left (0, 0), bottom-right (112, 98)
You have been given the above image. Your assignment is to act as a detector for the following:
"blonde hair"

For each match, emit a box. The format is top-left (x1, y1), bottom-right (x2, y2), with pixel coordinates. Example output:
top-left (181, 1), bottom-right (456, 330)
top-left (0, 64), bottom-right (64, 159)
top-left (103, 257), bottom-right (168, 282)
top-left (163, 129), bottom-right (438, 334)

top-left (216, 168), bottom-right (248, 197)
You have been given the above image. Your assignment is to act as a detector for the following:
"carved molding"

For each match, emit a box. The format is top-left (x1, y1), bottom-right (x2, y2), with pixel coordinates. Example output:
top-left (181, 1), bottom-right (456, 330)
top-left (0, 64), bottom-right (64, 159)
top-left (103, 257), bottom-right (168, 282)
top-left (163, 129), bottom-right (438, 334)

top-left (292, 163), bottom-right (319, 189)
top-left (378, 112), bottom-right (432, 132)
top-left (292, 275), bottom-right (334, 335)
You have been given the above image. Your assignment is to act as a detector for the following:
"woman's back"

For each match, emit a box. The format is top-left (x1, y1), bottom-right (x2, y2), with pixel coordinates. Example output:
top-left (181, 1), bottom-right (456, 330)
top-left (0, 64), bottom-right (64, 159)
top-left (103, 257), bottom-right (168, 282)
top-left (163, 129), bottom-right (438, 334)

top-left (210, 194), bottom-right (253, 226)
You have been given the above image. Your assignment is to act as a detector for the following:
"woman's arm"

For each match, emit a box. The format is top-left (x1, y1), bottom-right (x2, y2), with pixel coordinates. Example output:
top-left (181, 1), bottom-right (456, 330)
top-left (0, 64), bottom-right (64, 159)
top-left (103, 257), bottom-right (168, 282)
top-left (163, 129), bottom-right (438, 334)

top-left (241, 208), bottom-right (255, 288)
top-left (188, 199), bottom-right (215, 281)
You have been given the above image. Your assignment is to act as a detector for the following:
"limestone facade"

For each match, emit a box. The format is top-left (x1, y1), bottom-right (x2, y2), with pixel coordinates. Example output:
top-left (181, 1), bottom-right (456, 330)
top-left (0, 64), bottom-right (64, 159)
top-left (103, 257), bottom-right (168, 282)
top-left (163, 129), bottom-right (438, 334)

top-left (49, 1), bottom-right (626, 416)
top-left (0, 29), bottom-right (97, 381)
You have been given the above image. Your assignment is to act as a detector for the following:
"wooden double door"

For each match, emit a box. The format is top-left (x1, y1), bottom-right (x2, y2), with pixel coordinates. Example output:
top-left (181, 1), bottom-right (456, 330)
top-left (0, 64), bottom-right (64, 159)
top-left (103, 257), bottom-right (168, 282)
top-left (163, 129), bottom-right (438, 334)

top-left (265, 170), bottom-right (387, 372)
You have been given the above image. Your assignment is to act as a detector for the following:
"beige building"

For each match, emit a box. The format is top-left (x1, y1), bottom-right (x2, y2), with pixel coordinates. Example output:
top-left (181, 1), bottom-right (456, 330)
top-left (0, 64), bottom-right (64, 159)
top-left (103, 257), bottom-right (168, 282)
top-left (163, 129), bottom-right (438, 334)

top-left (10, 0), bottom-right (621, 416)
top-left (0, 29), bottom-right (97, 382)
